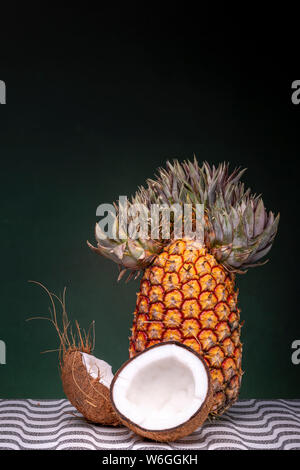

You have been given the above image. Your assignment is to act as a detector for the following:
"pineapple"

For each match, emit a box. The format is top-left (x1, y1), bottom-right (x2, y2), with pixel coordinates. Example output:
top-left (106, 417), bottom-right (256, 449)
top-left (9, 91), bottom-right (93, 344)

top-left (88, 159), bottom-right (279, 416)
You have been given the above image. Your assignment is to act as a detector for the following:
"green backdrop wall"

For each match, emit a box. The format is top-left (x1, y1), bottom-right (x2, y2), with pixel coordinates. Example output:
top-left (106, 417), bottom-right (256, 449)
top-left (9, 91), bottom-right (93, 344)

top-left (0, 6), bottom-right (299, 399)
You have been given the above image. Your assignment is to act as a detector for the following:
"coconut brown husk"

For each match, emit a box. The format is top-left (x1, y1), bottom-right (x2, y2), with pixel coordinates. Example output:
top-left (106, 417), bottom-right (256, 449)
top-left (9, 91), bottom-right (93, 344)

top-left (61, 349), bottom-right (120, 425)
top-left (110, 341), bottom-right (214, 442)
top-left (29, 281), bottom-right (120, 426)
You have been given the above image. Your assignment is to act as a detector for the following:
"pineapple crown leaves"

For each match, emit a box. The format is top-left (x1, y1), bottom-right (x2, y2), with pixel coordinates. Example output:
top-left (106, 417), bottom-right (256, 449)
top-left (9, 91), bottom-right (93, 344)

top-left (87, 157), bottom-right (279, 276)
top-left (87, 208), bottom-right (165, 282)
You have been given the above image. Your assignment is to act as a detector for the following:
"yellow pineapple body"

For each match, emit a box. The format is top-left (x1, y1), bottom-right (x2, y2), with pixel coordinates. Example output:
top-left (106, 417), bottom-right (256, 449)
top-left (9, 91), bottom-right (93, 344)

top-left (129, 239), bottom-right (243, 416)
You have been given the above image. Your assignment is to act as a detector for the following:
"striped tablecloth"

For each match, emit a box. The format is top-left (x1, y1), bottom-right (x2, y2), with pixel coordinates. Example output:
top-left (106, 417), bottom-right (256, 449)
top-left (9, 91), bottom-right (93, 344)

top-left (0, 399), bottom-right (299, 450)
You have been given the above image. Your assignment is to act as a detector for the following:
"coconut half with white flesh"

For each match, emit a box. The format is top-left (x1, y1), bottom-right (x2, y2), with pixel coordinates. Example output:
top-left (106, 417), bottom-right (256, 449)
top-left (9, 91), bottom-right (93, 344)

top-left (110, 342), bottom-right (213, 441)
top-left (61, 350), bottom-right (120, 426)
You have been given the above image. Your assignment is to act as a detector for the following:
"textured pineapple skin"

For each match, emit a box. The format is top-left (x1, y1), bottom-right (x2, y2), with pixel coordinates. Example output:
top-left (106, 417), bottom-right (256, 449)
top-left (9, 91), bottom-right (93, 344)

top-left (129, 239), bottom-right (243, 416)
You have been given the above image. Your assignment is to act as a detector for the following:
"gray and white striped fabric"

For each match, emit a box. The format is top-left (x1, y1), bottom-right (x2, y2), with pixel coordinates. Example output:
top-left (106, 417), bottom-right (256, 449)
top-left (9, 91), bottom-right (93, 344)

top-left (0, 399), bottom-right (299, 450)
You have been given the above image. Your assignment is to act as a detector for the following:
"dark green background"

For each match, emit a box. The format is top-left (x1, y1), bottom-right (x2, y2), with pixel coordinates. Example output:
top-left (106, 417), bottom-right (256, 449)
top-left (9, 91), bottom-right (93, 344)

top-left (0, 6), bottom-right (299, 398)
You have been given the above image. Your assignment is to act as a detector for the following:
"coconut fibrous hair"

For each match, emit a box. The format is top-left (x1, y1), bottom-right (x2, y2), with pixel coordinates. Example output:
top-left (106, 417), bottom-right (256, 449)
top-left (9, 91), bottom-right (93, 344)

top-left (28, 281), bottom-right (94, 363)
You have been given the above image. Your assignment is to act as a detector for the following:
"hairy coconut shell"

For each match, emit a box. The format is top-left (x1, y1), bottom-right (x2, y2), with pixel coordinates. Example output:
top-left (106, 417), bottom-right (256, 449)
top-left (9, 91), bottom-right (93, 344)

top-left (110, 341), bottom-right (214, 441)
top-left (61, 350), bottom-right (120, 426)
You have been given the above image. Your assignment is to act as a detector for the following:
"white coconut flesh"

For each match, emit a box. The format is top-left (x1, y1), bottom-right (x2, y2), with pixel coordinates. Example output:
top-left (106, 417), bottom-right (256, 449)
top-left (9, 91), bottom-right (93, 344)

top-left (112, 344), bottom-right (209, 431)
top-left (81, 352), bottom-right (114, 388)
